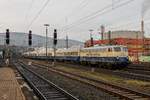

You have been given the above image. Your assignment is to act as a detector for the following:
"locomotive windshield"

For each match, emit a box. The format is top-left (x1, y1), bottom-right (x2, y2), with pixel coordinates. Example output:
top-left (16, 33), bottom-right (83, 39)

top-left (122, 47), bottom-right (128, 52)
top-left (113, 47), bottom-right (121, 52)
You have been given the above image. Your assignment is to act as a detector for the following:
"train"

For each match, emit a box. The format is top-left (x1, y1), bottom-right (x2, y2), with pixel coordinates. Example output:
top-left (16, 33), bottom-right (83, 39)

top-left (24, 45), bottom-right (130, 69)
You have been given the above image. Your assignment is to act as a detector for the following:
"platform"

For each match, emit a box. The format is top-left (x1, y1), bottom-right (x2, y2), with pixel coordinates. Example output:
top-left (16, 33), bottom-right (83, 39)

top-left (0, 67), bottom-right (25, 100)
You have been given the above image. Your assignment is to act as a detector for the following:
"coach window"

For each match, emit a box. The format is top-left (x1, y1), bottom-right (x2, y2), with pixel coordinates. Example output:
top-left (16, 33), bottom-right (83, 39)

top-left (108, 48), bottom-right (112, 52)
top-left (103, 48), bottom-right (107, 52)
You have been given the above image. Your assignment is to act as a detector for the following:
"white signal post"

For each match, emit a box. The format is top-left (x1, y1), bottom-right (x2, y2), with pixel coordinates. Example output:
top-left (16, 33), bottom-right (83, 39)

top-left (44, 24), bottom-right (49, 59)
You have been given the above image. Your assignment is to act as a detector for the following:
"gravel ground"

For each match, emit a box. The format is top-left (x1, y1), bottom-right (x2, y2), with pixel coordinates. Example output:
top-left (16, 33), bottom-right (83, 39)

top-left (28, 65), bottom-right (120, 100)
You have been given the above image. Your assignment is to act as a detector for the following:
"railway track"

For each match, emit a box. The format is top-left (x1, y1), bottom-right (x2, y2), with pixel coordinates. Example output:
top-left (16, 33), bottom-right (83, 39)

top-left (123, 68), bottom-right (150, 75)
top-left (30, 59), bottom-right (150, 82)
top-left (20, 60), bottom-right (150, 100)
top-left (26, 58), bottom-right (150, 81)
top-left (58, 62), bottom-right (150, 82)
top-left (127, 64), bottom-right (150, 71)
top-left (58, 62), bottom-right (150, 81)
top-left (13, 61), bottom-right (79, 100)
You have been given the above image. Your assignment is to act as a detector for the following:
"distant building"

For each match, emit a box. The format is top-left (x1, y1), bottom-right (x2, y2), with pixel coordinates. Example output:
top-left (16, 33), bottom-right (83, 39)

top-left (103, 31), bottom-right (143, 39)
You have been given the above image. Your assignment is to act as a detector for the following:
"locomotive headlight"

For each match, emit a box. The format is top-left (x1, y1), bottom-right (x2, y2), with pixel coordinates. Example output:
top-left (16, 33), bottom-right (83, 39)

top-left (117, 56), bottom-right (119, 59)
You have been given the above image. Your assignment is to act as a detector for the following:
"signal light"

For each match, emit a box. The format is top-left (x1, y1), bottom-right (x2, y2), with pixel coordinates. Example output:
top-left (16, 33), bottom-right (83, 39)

top-left (6, 29), bottom-right (10, 45)
top-left (29, 30), bottom-right (32, 40)
top-left (6, 39), bottom-right (9, 45)
top-left (91, 37), bottom-right (93, 46)
top-left (28, 30), bottom-right (32, 46)
top-left (29, 40), bottom-right (32, 46)
top-left (6, 29), bottom-right (9, 39)
top-left (54, 29), bottom-right (57, 45)
top-left (54, 29), bottom-right (57, 39)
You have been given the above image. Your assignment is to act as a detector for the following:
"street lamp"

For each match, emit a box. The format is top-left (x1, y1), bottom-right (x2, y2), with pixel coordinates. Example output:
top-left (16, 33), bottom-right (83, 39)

top-left (44, 24), bottom-right (49, 57)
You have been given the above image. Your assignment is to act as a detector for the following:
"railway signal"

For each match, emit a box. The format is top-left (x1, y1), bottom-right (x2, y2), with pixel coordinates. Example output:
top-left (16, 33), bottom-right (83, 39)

top-left (91, 37), bottom-right (94, 46)
top-left (28, 30), bottom-right (32, 46)
top-left (6, 29), bottom-right (10, 45)
top-left (89, 29), bottom-right (94, 47)
top-left (53, 29), bottom-right (57, 67)
top-left (108, 31), bottom-right (111, 45)
top-left (5, 29), bottom-right (10, 66)
top-left (54, 29), bottom-right (57, 45)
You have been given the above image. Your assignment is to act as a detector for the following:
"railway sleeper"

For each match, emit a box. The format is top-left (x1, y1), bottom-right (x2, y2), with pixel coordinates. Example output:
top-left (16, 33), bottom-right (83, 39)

top-left (44, 93), bottom-right (64, 97)
top-left (45, 95), bottom-right (66, 99)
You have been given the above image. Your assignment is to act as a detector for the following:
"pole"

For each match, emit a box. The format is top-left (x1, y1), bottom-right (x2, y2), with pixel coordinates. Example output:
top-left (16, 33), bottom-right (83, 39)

top-left (53, 45), bottom-right (56, 67)
top-left (46, 26), bottom-right (48, 57)
top-left (141, 20), bottom-right (144, 56)
top-left (66, 35), bottom-right (68, 49)
top-left (108, 31), bottom-right (111, 45)
top-left (89, 29), bottom-right (93, 47)
top-left (101, 25), bottom-right (105, 41)
top-left (44, 24), bottom-right (49, 59)
top-left (136, 32), bottom-right (139, 63)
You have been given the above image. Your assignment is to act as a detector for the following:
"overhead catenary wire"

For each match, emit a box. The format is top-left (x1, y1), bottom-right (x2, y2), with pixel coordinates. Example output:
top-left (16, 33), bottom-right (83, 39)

top-left (24, 0), bottom-right (35, 32)
top-left (63, 0), bottom-right (135, 30)
top-left (58, 0), bottom-right (89, 28)
top-left (61, 0), bottom-right (124, 29)
top-left (27, 0), bottom-right (51, 30)
top-left (67, 0), bottom-right (88, 17)
top-left (62, 4), bottom-right (111, 30)
top-left (62, 0), bottom-right (135, 31)
top-left (24, 0), bottom-right (35, 23)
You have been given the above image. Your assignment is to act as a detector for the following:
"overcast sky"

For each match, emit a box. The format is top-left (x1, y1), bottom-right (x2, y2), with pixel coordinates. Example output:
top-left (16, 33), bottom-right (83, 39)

top-left (0, 0), bottom-right (150, 42)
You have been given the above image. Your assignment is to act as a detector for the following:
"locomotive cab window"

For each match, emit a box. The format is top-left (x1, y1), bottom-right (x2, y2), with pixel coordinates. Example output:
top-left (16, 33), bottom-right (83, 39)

top-left (122, 47), bottom-right (128, 52)
top-left (113, 47), bottom-right (121, 52)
